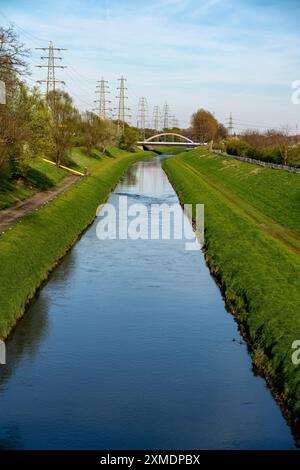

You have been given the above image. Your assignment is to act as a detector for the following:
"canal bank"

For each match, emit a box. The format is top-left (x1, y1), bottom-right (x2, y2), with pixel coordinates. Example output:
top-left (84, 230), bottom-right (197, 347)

top-left (0, 156), bottom-right (295, 449)
top-left (162, 150), bottom-right (300, 445)
top-left (0, 148), bottom-right (154, 340)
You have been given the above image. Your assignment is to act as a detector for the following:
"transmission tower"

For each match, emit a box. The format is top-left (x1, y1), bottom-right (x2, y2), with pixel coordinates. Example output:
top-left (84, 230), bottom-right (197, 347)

top-left (137, 97), bottom-right (149, 139)
top-left (95, 77), bottom-right (111, 119)
top-left (171, 114), bottom-right (179, 129)
top-left (116, 76), bottom-right (130, 133)
top-left (36, 41), bottom-right (67, 112)
top-left (227, 112), bottom-right (234, 135)
top-left (152, 106), bottom-right (161, 131)
top-left (162, 102), bottom-right (171, 130)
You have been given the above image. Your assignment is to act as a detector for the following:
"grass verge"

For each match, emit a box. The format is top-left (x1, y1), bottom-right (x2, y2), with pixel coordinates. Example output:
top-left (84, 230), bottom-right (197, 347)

top-left (0, 147), bottom-right (154, 339)
top-left (0, 160), bottom-right (67, 210)
top-left (163, 148), bottom-right (300, 440)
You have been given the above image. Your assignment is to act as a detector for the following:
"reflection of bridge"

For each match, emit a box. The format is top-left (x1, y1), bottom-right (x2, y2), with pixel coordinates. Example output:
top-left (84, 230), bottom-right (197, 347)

top-left (137, 133), bottom-right (205, 148)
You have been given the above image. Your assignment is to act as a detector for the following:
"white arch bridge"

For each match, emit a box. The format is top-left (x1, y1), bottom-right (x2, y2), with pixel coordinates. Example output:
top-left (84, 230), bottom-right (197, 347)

top-left (137, 133), bottom-right (205, 148)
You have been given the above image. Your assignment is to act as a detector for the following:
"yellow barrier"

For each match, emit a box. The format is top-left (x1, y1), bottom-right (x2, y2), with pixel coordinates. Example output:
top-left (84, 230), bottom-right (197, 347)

top-left (42, 158), bottom-right (85, 176)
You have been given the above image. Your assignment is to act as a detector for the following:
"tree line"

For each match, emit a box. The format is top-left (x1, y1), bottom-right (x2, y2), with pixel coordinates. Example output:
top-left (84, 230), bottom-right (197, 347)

top-left (188, 109), bottom-right (300, 167)
top-left (0, 26), bottom-right (142, 182)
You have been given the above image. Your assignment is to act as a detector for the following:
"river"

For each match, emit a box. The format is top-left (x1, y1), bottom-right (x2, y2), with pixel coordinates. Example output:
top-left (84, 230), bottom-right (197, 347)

top-left (0, 156), bottom-right (295, 449)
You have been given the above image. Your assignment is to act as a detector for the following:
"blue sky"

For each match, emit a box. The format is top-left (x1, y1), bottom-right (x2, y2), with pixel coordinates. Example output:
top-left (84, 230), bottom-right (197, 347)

top-left (1, 0), bottom-right (300, 130)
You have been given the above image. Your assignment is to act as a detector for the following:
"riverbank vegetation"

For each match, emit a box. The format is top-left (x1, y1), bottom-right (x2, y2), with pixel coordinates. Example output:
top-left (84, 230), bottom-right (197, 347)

top-left (0, 25), bottom-right (145, 208)
top-left (0, 147), bottom-right (154, 339)
top-left (163, 148), bottom-right (300, 434)
top-left (216, 132), bottom-right (300, 167)
top-left (184, 108), bottom-right (300, 168)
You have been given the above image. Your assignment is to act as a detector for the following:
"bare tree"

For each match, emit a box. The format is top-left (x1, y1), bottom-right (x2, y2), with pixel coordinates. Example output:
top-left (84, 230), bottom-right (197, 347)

top-left (191, 109), bottom-right (218, 143)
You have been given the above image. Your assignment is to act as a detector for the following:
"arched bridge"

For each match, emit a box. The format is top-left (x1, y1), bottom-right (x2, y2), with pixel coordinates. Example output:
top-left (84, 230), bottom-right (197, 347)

top-left (137, 133), bottom-right (205, 148)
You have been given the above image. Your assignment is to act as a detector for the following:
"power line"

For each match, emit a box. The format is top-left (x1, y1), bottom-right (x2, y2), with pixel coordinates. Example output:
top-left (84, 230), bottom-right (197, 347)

top-left (35, 41), bottom-right (67, 112)
top-left (63, 84), bottom-right (94, 108)
top-left (0, 9), bottom-right (50, 44)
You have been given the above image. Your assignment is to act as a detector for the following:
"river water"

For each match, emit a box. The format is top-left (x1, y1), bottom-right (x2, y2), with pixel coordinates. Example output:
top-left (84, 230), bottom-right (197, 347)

top-left (0, 157), bottom-right (295, 449)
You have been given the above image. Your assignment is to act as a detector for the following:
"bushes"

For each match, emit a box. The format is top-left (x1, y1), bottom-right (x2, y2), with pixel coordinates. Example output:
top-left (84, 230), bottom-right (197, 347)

top-left (224, 138), bottom-right (286, 164)
top-left (289, 145), bottom-right (300, 167)
top-left (260, 146), bottom-right (283, 164)
top-left (225, 138), bottom-right (259, 158)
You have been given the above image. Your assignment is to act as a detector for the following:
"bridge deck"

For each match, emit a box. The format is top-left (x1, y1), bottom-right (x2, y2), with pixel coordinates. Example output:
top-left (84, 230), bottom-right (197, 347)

top-left (137, 141), bottom-right (205, 147)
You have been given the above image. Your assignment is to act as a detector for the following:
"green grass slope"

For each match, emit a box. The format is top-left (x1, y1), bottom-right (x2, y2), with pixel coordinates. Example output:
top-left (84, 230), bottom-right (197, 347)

top-left (163, 149), bottom-right (300, 434)
top-left (0, 160), bottom-right (66, 210)
top-left (0, 148), bottom-right (153, 339)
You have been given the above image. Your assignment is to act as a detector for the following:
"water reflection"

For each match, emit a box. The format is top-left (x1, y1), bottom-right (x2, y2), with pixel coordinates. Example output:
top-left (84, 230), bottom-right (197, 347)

top-left (119, 158), bottom-right (171, 197)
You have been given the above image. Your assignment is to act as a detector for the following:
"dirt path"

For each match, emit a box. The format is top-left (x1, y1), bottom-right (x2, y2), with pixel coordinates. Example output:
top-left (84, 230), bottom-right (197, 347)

top-left (0, 174), bottom-right (79, 234)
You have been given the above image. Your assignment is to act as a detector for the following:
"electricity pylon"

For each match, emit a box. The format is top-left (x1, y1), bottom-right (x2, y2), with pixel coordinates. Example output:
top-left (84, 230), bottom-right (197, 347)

top-left (116, 76), bottom-right (130, 133)
top-left (171, 114), bottom-right (179, 129)
top-left (137, 97), bottom-right (149, 139)
top-left (95, 77), bottom-right (111, 119)
top-left (36, 41), bottom-right (67, 113)
top-left (152, 106), bottom-right (161, 131)
top-left (227, 112), bottom-right (234, 135)
top-left (162, 102), bottom-right (171, 129)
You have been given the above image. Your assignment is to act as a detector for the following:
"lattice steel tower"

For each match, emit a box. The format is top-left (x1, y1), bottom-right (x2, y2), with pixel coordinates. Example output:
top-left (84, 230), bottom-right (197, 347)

top-left (171, 114), bottom-right (179, 129)
top-left (95, 78), bottom-right (111, 119)
top-left (152, 106), bottom-right (161, 131)
top-left (162, 102), bottom-right (171, 129)
top-left (116, 76), bottom-right (130, 132)
top-left (137, 97), bottom-right (149, 139)
top-left (228, 112), bottom-right (234, 135)
top-left (36, 41), bottom-right (67, 112)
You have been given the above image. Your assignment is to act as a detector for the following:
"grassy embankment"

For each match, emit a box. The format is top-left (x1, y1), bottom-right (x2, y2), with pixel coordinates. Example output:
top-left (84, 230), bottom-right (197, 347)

top-left (0, 147), bottom-right (153, 339)
top-left (163, 148), bottom-right (300, 434)
top-left (0, 160), bottom-right (67, 210)
top-left (155, 146), bottom-right (189, 155)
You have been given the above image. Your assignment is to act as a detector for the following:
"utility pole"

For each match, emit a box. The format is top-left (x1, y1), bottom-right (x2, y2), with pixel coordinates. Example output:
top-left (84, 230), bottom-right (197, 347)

top-left (162, 102), bottom-right (171, 130)
top-left (36, 41), bottom-right (67, 113)
top-left (152, 106), bottom-right (161, 131)
top-left (116, 76), bottom-right (130, 133)
top-left (95, 77), bottom-right (111, 119)
top-left (227, 112), bottom-right (234, 136)
top-left (137, 97), bottom-right (148, 139)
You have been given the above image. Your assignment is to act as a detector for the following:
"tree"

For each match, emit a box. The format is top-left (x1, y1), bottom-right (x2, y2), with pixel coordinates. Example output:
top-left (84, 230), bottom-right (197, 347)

top-left (22, 86), bottom-right (54, 161)
top-left (97, 119), bottom-right (118, 152)
top-left (269, 127), bottom-right (294, 166)
top-left (48, 90), bottom-right (80, 165)
top-left (79, 113), bottom-right (118, 154)
top-left (118, 123), bottom-right (139, 151)
top-left (0, 25), bottom-right (29, 87)
top-left (80, 112), bottom-right (101, 154)
top-left (216, 123), bottom-right (228, 141)
top-left (0, 26), bottom-right (29, 177)
top-left (191, 109), bottom-right (218, 143)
